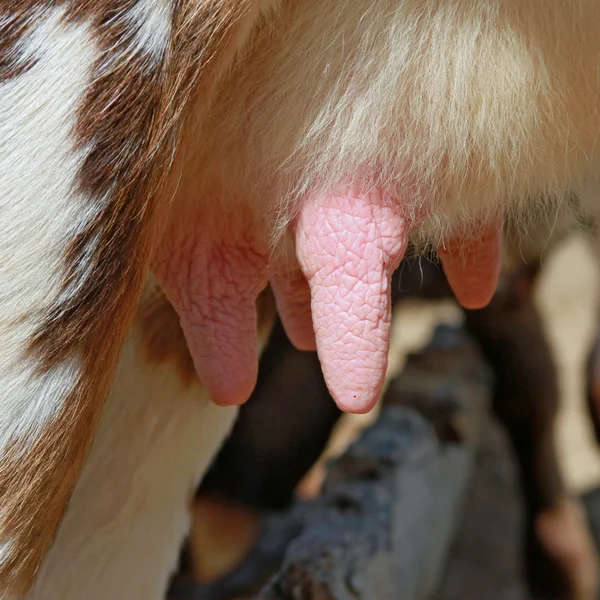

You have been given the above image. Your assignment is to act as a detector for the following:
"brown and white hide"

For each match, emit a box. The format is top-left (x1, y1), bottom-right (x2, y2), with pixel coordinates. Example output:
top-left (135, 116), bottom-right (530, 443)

top-left (1, 1), bottom-right (600, 599)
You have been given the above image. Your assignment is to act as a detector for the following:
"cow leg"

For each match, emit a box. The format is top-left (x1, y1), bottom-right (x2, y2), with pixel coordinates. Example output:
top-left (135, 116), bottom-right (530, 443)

top-left (464, 263), bottom-right (597, 600)
top-left (583, 215), bottom-right (600, 448)
top-left (586, 333), bottom-right (600, 445)
top-left (25, 283), bottom-right (239, 600)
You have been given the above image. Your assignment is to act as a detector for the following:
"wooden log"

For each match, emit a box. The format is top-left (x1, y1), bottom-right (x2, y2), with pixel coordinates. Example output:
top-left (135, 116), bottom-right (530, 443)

top-left (256, 325), bottom-right (493, 600)
top-left (436, 412), bottom-right (526, 600)
top-left (170, 325), bottom-right (526, 600)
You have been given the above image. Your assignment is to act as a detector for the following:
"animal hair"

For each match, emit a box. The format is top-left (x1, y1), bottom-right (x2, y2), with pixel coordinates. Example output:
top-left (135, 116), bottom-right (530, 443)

top-left (1, 1), bottom-right (600, 598)
top-left (189, 0), bottom-right (600, 251)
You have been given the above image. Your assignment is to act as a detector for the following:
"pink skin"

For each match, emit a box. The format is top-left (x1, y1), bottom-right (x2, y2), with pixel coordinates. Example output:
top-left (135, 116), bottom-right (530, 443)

top-left (295, 187), bottom-right (410, 413)
top-left (438, 217), bottom-right (503, 310)
top-left (153, 209), bottom-right (268, 406)
top-left (269, 261), bottom-right (317, 351)
top-left (154, 190), bottom-right (503, 413)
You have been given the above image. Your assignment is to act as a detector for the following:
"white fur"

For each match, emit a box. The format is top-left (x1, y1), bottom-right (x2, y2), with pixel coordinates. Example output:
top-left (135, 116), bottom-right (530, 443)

top-left (26, 305), bottom-right (238, 600)
top-left (0, 358), bottom-right (83, 581)
top-left (193, 0), bottom-right (600, 247)
top-left (127, 0), bottom-right (173, 62)
top-left (0, 9), bottom-right (96, 446)
top-left (0, 9), bottom-right (101, 583)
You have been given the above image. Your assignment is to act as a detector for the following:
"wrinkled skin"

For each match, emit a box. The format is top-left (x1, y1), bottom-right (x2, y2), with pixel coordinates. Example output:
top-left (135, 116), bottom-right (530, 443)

top-left (146, 0), bottom-right (600, 418)
top-left (154, 207), bottom-right (270, 406)
top-left (294, 188), bottom-right (410, 412)
top-left (154, 186), bottom-right (503, 414)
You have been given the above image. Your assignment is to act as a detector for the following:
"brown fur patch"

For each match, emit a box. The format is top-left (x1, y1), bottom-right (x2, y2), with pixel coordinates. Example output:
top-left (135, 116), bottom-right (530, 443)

top-left (138, 285), bottom-right (198, 385)
top-left (0, 9), bottom-right (38, 81)
top-left (0, 1), bottom-right (262, 595)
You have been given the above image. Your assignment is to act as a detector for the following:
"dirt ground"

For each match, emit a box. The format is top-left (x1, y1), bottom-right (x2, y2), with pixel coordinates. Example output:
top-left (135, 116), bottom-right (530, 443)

top-left (301, 232), bottom-right (600, 499)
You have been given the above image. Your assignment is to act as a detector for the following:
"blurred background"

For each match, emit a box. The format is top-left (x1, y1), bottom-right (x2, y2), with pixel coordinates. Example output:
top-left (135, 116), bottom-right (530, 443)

top-left (170, 230), bottom-right (600, 600)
